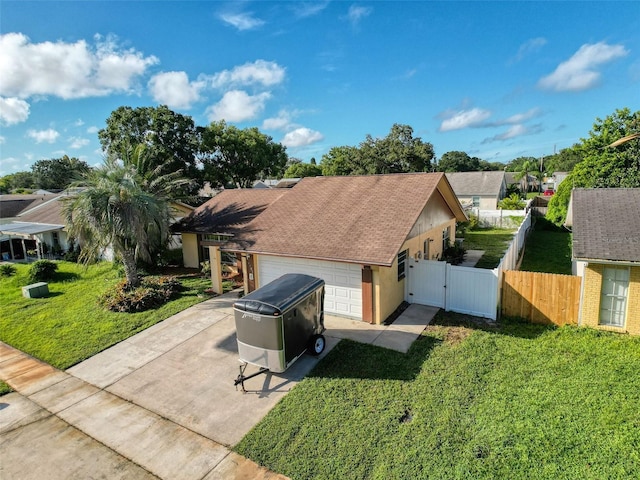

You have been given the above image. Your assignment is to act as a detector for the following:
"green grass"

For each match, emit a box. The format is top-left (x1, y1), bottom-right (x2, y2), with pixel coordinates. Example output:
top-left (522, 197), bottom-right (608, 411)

top-left (0, 261), bottom-right (213, 369)
top-left (235, 312), bottom-right (640, 480)
top-left (0, 380), bottom-right (13, 396)
top-left (520, 218), bottom-right (572, 275)
top-left (461, 228), bottom-right (516, 268)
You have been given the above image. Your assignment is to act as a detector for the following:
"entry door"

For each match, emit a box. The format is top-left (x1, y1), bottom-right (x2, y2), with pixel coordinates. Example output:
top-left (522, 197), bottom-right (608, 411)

top-left (406, 258), bottom-right (446, 308)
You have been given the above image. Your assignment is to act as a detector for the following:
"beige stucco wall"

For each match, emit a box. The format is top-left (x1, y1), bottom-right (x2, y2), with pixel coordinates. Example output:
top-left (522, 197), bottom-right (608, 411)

top-left (181, 233), bottom-right (199, 268)
top-left (580, 263), bottom-right (640, 336)
top-left (208, 246), bottom-right (223, 294)
top-left (371, 216), bottom-right (457, 324)
top-left (457, 195), bottom-right (499, 210)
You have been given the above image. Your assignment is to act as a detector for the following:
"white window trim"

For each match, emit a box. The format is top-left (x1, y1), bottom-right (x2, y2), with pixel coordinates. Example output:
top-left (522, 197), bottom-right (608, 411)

top-left (599, 266), bottom-right (629, 328)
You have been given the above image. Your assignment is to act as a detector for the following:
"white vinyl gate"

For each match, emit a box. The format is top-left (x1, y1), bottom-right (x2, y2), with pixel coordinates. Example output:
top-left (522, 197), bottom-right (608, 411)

top-left (406, 258), bottom-right (498, 320)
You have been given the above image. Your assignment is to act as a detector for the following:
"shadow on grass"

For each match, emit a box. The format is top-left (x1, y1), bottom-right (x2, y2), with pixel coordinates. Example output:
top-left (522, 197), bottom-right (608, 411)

top-left (308, 336), bottom-right (442, 382)
top-left (52, 271), bottom-right (81, 282)
top-left (429, 309), bottom-right (558, 340)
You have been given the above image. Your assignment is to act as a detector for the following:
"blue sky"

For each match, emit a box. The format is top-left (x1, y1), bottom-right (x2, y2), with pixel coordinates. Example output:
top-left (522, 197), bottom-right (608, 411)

top-left (1, 1), bottom-right (638, 176)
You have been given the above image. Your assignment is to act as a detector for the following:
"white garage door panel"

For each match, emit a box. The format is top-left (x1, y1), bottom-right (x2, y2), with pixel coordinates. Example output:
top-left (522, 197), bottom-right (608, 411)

top-left (258, 256), bottom-right (362, 319)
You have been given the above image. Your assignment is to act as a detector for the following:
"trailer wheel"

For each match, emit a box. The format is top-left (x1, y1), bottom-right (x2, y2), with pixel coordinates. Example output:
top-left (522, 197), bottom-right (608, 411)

top-left (309, 334), bottom-right (326, 356)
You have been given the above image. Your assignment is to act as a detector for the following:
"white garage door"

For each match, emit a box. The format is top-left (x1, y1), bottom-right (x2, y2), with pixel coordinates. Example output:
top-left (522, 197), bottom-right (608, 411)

top-left (258, 256), bottom-right (362, 319)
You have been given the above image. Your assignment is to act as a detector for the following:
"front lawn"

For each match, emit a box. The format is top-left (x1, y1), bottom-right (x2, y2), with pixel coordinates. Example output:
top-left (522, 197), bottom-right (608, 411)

top-left (236, 312), bottom-right (640, 480)
top-left (0, 261), bottom-right (212, 369)
top-left (461, 228), bottom-right (516, 268)
top-left (520, 217), bottom-right (572, 274)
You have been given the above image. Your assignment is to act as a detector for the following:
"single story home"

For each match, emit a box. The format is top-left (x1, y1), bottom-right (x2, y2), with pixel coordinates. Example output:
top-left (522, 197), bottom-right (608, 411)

top-left (446, 171), bottom-right (507, 210)
top-left (1, 192), bottom-right (193, 262)
top-left (175, 173), bottom-right (467, 324)
top-left (567, 188), bottom-right (640, 335)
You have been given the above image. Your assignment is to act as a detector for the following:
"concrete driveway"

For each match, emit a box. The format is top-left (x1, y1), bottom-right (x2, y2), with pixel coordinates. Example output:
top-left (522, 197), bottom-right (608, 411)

top-left (1, 289), bottom-right (437, 479)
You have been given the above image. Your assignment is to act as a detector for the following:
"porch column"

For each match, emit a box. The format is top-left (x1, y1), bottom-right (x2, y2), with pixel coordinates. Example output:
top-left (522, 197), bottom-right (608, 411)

top-left (241, 254), bottom-right (250, 295)
top-left (208, 245), bottom-right (223, 294)
top-left (9, 237), bottom-right (15, 260)
top-left (362, 265), bottom-right (374, 324)
top-left (21, 239), bottom-right (27, 261)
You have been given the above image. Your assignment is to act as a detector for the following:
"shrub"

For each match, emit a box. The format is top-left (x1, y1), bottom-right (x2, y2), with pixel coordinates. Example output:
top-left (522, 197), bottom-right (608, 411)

top-left (64, 244), bottom-right (81, 262)
top-left (0, 264), bottom-right (17, 277)
top-left (200, 260), bottom-right (211, 277)
top-left (99, 276), bottom-right (181, 313)
top-left (499, 193), bottom-right (526, 210)
top-left (441, 241), bottom-right (466, 265)
top-left (28, 260), bottom-right (58, 282)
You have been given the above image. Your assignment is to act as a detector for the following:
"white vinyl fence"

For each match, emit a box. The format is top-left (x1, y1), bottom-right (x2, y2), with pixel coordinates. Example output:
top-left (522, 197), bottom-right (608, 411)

top-left (406, 210), bottom-right (532, 320)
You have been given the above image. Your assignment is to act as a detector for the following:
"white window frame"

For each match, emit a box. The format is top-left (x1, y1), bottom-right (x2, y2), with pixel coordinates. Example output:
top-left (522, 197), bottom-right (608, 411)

top-left (599, 266), bottom-right (629, 327)
top-left (472, 196), bottom-right (480, 207)
top-left (442, 227), bottom-right (450, 253)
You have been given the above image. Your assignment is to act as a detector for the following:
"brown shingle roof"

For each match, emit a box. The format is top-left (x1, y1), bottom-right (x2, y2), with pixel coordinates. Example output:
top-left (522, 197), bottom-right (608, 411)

top-left (226, 172), bottom-right (466, 266)
top-left (572, 188), bottom-right (640, 263)
top-left (17, 195), bottom-right (65, 225)
top-left (0, 194), bottom-right (60, 219)
top-left (174, 189), bottom-right (288, 235)
top-left (446, 171), bottom-right (505, 196)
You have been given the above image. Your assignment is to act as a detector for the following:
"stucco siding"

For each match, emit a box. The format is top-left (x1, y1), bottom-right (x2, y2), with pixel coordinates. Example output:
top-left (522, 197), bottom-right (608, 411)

top-left (580, 263), bottom-right (640, 335)
top-left (372, 263), bottom-right (403, 325)
top-left (182, 233), bottom-right (199, 268)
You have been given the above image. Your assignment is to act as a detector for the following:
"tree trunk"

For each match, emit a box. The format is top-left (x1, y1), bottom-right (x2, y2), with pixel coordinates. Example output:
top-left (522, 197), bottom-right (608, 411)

top-left (121, 249), bottom-right (140, 288)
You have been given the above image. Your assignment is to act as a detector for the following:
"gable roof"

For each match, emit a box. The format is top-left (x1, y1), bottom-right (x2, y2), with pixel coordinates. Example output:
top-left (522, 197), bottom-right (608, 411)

top-left (225, 172), bottom-right (466, 267)
top-left (17, 195), bottom-right (66, 225)
top-left (445, 171), bottom-right (505, 196)
top-left (174, 188), bottom-right (288, 235)
top-left (571, 188), bottom-right (640, 263)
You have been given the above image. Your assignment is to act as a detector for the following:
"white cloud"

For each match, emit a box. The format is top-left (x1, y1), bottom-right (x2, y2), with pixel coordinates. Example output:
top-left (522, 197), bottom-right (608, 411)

top-left (206, 90), bottom-right (271, 122)
top-left (219, 12), bottom-right (265, 31)
top-left (69, 137), bottom-right (90, 149)
top-left (0, 157), bottom-right (21, 175)
top-left (281, 128), bottom-right (324, 148)
top-left (345, 5), bottom-right (373, 26)
top-left (292, 2), bottom-right (330, 18)
top-left (439, 108), bottom-right (492, 132)
top-left (87, 126), bottom-right (99, 134)
top-left (74, 119), bottom-right (85, 127)
top-left (262, 109), bottom-right (304, 131)
top-left (538, 42), bottom-right (629, 92)
top-left (512, 37), bottom-right (547, 63)
top-left (27, 128), bottom-right (59, 143)
top-left (0, 136), bottom-right (5, 144)
top-left (0, 96), bottom-right (30, 125)
top-left (149, 71), bottom-right (204, 109)
top-left (0, 32), bottom-right (158, 100)
top-left (482, 123), bottom-right (543, 144)
top-left (211, 60), bottom-right (285, 89)
top-left (502, 107), bottom-right (542, 125)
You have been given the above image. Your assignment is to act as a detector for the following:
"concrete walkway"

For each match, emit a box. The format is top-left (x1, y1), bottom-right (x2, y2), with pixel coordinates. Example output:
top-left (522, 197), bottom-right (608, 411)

top-left (459, 249), bottom-right (485, 267)
top-left (1, 290), bottom-right (438, 480)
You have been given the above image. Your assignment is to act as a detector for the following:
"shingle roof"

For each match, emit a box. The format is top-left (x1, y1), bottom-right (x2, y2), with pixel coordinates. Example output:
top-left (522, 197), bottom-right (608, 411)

top-left (225, 172), bottom-right (466, 266)
top-left (0, 194), bottom-right (60, 219)
top-left (174, 189), bottom-right (288, 235)
top-left (445, 171), bottom-right (505, 196)
top-left (17, 195), bottom-right (65, 225)
top-left (572, 188), bottom-right (640, 263)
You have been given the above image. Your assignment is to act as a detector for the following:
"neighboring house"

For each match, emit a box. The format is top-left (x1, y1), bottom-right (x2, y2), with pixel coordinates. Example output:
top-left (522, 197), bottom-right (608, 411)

top-left (446, 171), bottom-right (507, 210)
top-left (0, 193), bottom-right (192, 262)
top-left (253, 178), bottom-right (301, 189)
top-left (566, 188), bottom-right (640, 335)
top-left (175, 173), bottom-right (467, 324)
top-left (0, 193), bottom-right (66, 261)
top-left (504, 172), bottom-right (539, 194)
top-left (552, 171), bottom-right (569, 190)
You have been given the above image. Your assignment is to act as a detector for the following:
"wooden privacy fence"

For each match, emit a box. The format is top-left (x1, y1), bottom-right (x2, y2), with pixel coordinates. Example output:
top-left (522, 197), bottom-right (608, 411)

top-left (502, 270), bottom-right (582, 325)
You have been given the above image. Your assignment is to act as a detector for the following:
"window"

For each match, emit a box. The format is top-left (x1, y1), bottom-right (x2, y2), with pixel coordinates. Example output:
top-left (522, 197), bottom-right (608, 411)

top-left (599, 266), bottom-right (629, 327)
top-left (203, 233), bottom-right (232, 242)
top-left (472, 196), bottom-right (480, 207)
top-left (397, 249), bottom-right (408, 281)
top-left (423, 239), bottom-right (430, 261)
top-left (442, 227), bottom-right (450, 252)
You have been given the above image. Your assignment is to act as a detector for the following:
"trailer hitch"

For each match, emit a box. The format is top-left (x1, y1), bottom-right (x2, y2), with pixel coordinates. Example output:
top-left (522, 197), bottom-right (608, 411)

top-left (234, 363), bottom-right (269, 393)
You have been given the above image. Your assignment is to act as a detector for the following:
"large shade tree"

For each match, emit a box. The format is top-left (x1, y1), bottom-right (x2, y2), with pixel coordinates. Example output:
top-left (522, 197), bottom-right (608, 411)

top-left (63, 146), bottom-right (188, 288)
top-left (98, 105), bottom-right (201, 196)
top-left (547, 108), bottom-right (640, 225)
top-left (320, 124), bottom-right (434, 176)
top-left (31, 156), bottom-right (91, 191)
top-left (198, 121), bottom-right (288, 188)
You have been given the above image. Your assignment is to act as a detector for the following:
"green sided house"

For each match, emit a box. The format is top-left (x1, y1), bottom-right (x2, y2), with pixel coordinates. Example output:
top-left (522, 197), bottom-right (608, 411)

top-left (568, 188), bottom-right (640, 335)
top-left (175, 173), bottom-right (467, 324)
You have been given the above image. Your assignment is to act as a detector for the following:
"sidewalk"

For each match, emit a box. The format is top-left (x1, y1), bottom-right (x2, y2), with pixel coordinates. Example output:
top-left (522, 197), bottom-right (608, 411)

top-left (1, 291), bottom-right (438, 480)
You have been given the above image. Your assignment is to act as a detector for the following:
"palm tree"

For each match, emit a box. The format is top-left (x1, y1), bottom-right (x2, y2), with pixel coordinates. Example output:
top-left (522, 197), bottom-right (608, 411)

top-left (63, 146), bottom-right (190, 288)
top-left (515, 159), bottom-right (535, 194)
